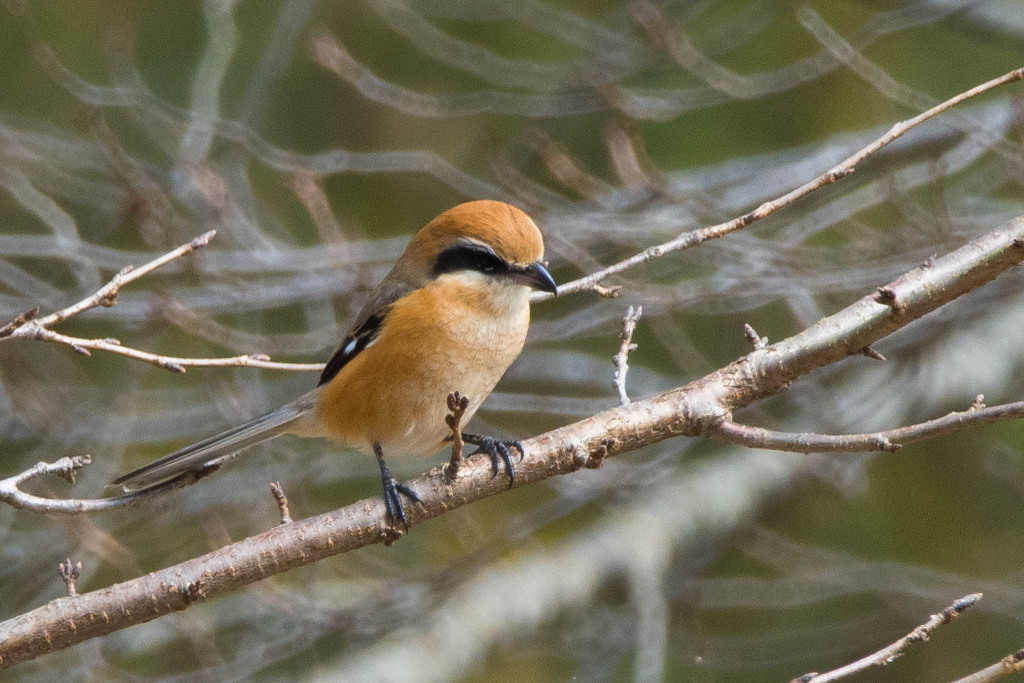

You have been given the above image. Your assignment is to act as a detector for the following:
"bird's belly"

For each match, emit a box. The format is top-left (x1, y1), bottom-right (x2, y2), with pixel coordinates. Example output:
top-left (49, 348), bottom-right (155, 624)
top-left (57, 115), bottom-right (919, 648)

top-left (314, 306), bottom-right (527, 457)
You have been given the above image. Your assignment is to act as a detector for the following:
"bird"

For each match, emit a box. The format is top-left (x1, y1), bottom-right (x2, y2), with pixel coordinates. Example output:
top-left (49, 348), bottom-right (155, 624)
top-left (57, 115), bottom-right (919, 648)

top-left (110, 200), bottom-right (557, 528)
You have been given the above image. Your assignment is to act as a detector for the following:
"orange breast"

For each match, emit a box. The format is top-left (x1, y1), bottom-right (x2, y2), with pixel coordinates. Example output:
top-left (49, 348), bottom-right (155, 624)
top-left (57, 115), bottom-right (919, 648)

top-left (313, 278), bottom-right (529, 457)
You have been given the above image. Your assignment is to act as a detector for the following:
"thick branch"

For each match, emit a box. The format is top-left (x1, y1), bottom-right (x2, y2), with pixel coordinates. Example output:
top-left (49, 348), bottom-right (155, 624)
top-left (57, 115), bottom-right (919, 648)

top-left (537, 66), bottom-right (1023, 301)
top-left (3, 213), bottom-right (1024, 665)
top-left (791, 594), bottom-right (982, 683)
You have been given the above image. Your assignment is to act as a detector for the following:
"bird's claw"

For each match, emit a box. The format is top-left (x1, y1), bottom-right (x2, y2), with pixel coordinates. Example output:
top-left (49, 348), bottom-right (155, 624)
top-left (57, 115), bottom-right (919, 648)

top-left (375, 444), bottom-right (421, 530)
top-left (465, 434), bottom-right (523, 489)
top-left (381, 475), bottom-right (421, 530)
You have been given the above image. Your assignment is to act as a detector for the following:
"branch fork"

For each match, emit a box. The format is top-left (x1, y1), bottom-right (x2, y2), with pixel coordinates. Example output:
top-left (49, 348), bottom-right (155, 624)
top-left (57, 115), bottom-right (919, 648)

top-left (0, 231), bottom-right (322, 374)
top-left (0, 454), bottom-right (196, 514)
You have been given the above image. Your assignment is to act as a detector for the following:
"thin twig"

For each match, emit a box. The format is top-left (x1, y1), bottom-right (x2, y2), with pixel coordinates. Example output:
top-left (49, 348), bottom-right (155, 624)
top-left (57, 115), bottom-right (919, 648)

top-left (444, 391), bottom-right (471, 480)
top-left (790, 594), bottom-right (982, 683)
top-left (537, 66), bottom-right (1024, 302)
top-left (19, 328), bottom-right (323, 374)
top-left (270, 482), bottom-right (293, 524)
top-left (613, 305), bottom-right (643, 406)
top-left (861, 346), bottom-right (886, 361)
top-left (0, 231), bottom-right (322, 373)
top-left (0, 307), bottom-right (39, 338)
top-left (952, 649), bottom-right (1024, 683)
top-left (38, 230), bottom-right (215, 328)
top-left (710, 398), bottom-right (1024, 454)
top-left (57, 559), bottom-right (82, 598)
top-left (0, 455), bottom-right (209, 514)
top-left (592, 283), bottom-right (622, 298)
top-left (743, 323), bottom-right (767, 350)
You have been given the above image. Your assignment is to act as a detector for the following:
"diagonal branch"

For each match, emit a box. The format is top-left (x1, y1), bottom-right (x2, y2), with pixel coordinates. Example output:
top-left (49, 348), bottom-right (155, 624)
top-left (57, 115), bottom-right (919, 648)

top-left (0, 231), bottom-right (323, 373)
top-left (34, 230), bottom-right (216, 328)
top-left (538, 65), bottom-right (1024, 301)
top-left (790, 593), bottom-right (982, 683)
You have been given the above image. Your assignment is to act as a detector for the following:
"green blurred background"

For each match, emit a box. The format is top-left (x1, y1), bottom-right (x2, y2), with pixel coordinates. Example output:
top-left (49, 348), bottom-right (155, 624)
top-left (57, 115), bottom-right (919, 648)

top-left (1, 0), bottom-right (1024, 680)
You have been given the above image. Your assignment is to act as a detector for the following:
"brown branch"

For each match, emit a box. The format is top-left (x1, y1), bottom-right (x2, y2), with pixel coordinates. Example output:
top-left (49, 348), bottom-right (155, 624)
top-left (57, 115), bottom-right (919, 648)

top-left (743, 323), bottom-right (767, 351)
top-left (861, 346), bottom-right (886, 361)
top-left (3, 211), bottom-right (1024, 665)
top-left (269, 482), bottom-right (293, 525)
top-left (613, 305), bottom-right (643, 406)
top-left (444, 391), bottom-right (471, 480)
top-left (291, 169), bottom-right (349, 245)
top-left (790, 593), bottom-right (982, 683)
top-left (953, 649), bottom-right (1024, 683)
top-left (535, 65), bottom-right (1024, 302)
top-left (526, 128), bottom-right (614, 199)
top-left (711, 399), bottom-right (1024, 454)
top-left (592, 283), bottom-right (622, 298)
top-left (0, 231), bottom-right (322, 373)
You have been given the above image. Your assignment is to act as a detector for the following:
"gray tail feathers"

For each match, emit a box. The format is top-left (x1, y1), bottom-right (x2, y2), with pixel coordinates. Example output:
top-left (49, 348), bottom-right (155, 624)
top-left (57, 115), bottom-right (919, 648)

top-left (110, 395), bottom-right (315, 492)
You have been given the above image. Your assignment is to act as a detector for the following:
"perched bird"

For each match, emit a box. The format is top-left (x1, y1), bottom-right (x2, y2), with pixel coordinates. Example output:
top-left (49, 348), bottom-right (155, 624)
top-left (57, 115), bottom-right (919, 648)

top-left (111, 200), bottom-right (557, 527)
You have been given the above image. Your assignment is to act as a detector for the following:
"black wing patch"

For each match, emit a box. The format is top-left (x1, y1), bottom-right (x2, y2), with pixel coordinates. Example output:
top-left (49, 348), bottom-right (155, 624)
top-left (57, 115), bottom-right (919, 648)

top-left (318, 308), bottom-right (389, 386)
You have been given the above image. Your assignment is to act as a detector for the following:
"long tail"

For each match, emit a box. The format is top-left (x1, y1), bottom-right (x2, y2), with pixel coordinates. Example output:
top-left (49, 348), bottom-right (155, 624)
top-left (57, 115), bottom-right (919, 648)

top-left (110, 394), bottom-right (316, 492)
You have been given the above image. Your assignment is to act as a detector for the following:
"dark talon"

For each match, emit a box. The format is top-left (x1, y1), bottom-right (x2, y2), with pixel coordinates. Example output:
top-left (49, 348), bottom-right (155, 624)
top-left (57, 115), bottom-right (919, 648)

top-left (374, 443), bottom-right (420, 530)
top-left (509, 440), bottom-right (524, 462)
top-left (396, 483), bottom-right (421, 504)
top-left (463, 433), bottom-right (523, 489)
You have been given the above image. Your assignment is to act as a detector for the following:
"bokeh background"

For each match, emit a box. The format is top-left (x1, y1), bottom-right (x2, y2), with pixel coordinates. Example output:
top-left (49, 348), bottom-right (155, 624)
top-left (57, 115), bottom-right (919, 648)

top-left (2, 0), bottom-right (1024, 680)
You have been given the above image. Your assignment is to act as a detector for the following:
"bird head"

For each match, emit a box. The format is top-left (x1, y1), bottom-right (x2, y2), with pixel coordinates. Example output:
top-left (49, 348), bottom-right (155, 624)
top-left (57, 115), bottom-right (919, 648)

top-left (399, 200), bottom-right (557, 295)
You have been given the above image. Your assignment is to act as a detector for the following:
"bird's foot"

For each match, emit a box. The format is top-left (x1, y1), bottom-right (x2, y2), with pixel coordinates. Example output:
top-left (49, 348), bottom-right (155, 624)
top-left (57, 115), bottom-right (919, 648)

top-left (462, 433), bottom-right (523, 489)
top-left (375, 445), bottom-right (421, 530)
top-left (381, 476), bottom-right (421, 531)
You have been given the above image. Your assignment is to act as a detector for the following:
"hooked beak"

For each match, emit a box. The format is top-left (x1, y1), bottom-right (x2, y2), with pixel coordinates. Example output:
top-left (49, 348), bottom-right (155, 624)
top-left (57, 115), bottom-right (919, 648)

top-left (513, 262), bottom-right (557, 295)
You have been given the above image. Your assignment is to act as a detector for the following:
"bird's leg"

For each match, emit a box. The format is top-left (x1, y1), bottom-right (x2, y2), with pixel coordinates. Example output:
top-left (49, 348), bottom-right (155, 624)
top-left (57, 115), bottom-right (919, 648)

top-left (461, 433), bottom-right (524, 489)
top-left (374, 443), bottom-right (421, 530)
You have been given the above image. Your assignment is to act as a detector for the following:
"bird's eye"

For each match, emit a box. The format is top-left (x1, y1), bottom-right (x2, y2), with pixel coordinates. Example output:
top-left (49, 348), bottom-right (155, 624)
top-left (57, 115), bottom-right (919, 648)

top-left (475, 252), bottom-right (506, 274)
top-left (434, 243), bottom-right (508, 277)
